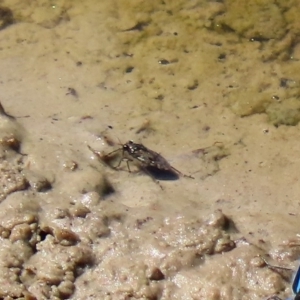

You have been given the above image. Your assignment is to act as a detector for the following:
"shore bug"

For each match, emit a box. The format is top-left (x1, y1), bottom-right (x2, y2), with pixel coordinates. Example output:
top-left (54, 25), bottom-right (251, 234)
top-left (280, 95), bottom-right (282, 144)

top-left (89, 140), bottom-right (194, 187)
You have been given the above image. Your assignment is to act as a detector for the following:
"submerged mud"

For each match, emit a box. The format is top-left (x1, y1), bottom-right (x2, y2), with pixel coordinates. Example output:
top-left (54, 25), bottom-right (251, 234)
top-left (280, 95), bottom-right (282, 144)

top-left (0, 136), bottom-right (291, 300)
top-left (0, 113), bottom-right (297, 299)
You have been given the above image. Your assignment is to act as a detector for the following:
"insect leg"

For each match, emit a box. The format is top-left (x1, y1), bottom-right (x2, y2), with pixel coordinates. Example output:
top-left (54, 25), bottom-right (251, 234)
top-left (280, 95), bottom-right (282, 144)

top-left (170, 165), bottom-right (195, 179)
top-left (115, 151), bottom-right (132, 172)
top-left (116, 157), bottom-right (123, 168)
top-left (88, 145), bottom-right (121, 160)
top-left (260, 256), bottom-right (293, 271)
top-left (126, 160), bottom-right (132, 172)
top-left (88, 145), bottom-right (122, 170)
top-left (115, 148), bottom-right (128, 169)
top-left (105, 148), bottom-right (122, 157)
top-left (140, 166), bottom-right (163, 190)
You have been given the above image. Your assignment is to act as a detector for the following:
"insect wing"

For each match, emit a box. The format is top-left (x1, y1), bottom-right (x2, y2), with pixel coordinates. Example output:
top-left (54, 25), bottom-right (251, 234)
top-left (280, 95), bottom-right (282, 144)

top-left (292, 265), bottom-right (300, 295)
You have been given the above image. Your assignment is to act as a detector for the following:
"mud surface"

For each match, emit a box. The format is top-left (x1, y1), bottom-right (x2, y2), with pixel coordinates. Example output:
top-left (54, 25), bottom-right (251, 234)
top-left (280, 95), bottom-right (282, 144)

top-left (0, 0), bottom-right (300, 299)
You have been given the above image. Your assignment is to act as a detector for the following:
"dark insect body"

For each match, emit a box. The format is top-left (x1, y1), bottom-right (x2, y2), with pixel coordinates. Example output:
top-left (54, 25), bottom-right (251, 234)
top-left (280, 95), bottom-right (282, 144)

top-left (89, 141), bottom-right (194, 187)
top-left (115, 141), bottom-right (194, 179)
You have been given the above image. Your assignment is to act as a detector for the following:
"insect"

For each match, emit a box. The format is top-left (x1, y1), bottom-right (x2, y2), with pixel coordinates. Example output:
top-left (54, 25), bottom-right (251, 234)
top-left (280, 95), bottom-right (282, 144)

top-left (89, 140), bottom-right (194, 186)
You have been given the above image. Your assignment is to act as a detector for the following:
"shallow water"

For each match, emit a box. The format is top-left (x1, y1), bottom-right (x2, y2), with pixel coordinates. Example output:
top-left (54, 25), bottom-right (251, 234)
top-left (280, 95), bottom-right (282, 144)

top-left (1, 0), bottom-right (300, 299)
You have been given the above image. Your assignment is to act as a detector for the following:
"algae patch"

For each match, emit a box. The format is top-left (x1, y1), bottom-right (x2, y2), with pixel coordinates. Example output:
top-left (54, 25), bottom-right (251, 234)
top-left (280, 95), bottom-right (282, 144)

top-left (214, 0), bottom-right (286, 40)
top-left (227, 75), bottom-right (300, 126)
top-left (266, 98), bottom-right (300, 126)
top-left (228, 88), bottom-right (273, 117)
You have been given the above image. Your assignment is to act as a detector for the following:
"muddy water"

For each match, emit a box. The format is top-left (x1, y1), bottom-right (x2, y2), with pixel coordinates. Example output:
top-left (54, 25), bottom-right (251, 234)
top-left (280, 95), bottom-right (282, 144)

top-left (0, 0), bottom-right (300, 299)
